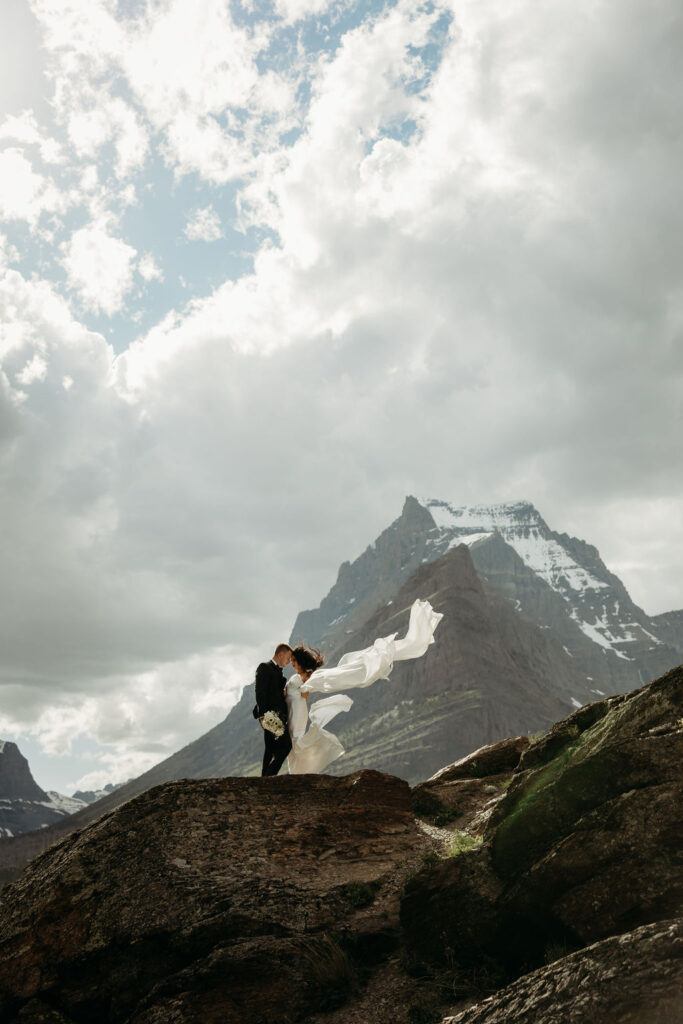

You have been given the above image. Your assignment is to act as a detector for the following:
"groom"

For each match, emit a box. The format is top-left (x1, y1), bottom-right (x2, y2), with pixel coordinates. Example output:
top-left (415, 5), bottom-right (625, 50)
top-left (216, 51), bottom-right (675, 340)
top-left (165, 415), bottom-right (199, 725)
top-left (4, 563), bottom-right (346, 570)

top-left (253, 643), bottom-right (293, 776)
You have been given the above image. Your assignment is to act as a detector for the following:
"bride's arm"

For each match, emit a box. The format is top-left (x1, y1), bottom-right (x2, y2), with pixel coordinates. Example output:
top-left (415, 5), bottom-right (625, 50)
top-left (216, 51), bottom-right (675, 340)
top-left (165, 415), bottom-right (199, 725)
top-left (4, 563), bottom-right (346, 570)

top-left (286, 674), bottom-right (309, 739)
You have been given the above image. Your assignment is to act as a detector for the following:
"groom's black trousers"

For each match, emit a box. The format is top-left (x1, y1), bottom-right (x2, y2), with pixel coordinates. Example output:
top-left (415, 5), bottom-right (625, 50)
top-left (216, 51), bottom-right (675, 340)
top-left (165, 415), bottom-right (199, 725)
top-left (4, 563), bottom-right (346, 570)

top-left (262, 729), bottom-right (292, 776)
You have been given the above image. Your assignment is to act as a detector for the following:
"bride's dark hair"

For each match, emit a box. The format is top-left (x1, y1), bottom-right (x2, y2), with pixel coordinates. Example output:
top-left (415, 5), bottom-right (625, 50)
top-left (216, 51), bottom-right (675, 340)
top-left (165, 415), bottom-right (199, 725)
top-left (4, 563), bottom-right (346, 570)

top-left (291, 645), bottom-right (325, 674)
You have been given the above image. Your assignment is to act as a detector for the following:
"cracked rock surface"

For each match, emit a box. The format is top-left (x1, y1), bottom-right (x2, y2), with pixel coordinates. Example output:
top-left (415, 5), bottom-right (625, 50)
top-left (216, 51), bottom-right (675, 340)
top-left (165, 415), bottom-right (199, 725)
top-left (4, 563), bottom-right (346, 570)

top-left (0, 771), bottom-right (427, 1024)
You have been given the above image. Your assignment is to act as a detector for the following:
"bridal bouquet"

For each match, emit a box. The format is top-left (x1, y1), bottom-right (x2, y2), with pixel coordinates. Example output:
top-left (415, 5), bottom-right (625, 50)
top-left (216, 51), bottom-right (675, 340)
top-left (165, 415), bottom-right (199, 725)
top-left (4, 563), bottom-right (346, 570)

top-left (261, 710), bottom-right (285, 738)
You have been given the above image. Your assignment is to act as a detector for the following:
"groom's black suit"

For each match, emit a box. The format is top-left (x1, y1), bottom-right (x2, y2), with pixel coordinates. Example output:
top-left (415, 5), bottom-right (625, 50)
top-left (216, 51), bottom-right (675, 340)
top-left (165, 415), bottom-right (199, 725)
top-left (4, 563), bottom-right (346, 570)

top-left (254, 660), bottom-right (292, 777)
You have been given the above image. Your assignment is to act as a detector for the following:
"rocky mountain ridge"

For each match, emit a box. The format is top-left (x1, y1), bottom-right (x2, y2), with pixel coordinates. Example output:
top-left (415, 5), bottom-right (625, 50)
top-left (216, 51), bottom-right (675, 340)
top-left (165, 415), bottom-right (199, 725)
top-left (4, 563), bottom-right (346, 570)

top-left (0, 666), bottom-right (680, 1024)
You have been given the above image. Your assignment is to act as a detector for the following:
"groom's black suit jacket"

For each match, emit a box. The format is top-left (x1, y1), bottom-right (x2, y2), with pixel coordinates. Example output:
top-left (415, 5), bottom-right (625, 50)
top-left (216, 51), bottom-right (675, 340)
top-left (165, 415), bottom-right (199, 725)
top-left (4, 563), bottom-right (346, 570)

top-left (253, 661), bottom-right (288, 721)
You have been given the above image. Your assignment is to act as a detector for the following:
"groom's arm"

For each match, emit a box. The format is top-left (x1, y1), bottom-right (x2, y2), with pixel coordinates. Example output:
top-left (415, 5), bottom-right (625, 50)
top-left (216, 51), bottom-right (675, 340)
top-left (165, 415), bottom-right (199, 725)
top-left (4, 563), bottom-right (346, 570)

top-left (254, 663), bottom-right (269, 717)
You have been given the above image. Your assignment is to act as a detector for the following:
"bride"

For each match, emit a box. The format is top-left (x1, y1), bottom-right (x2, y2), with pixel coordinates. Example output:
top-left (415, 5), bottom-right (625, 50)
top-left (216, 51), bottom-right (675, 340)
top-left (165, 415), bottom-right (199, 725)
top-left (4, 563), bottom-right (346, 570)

top-left (285, 598), bottom-right (442, 775)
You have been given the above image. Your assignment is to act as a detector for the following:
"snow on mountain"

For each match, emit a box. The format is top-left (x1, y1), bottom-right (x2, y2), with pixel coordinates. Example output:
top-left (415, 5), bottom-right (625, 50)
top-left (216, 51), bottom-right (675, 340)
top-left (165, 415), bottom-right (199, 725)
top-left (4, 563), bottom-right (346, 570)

top-left (446, 531), bottom-right (494, 551)
top-left (42, 792), bottom-right (87, 815)
top-left (421, 499), bottom-right (609, 596)
top-left (417, 498), bottom-right (661, 664)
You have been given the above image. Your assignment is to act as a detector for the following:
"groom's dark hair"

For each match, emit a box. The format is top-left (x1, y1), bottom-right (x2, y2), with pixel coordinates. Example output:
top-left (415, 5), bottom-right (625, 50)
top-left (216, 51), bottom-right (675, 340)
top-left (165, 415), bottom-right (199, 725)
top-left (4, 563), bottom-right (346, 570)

top-left (274, 643), bottom-right (292, 657)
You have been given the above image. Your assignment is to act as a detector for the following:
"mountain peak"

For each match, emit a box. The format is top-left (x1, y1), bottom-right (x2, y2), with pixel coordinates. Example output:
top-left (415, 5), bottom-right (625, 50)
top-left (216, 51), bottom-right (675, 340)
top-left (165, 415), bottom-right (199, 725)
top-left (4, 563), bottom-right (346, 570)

top-left (401, 494), bottom-right (438, 529)
top-left (0, 740), bottom-right (48, 802)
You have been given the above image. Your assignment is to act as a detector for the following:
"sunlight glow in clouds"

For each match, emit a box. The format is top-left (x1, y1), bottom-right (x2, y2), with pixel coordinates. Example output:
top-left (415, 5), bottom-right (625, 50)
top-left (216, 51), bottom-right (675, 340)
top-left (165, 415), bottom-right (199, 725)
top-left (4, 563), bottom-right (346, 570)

top-left (0, 0), bottom-right (681, 791)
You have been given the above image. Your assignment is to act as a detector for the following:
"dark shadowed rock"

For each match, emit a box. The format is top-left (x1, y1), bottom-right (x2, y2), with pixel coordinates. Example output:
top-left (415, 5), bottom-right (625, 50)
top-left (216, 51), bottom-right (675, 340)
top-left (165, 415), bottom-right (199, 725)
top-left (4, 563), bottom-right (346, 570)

top-left (402, 666), bottom-right (683, 973)
top-left (401, 846), bottom-right (504, 969)
top-left (15, 1001), bottom-right (74, 1023)
top-left (442, 918), bottom-right (683, 1024)
top-left (0, 771), bottom-right (426, 1024)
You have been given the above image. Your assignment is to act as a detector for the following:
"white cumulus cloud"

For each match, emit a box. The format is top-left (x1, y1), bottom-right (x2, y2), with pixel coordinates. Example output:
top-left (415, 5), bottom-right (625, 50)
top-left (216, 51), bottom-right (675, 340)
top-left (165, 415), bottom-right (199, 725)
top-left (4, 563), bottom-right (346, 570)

top-left (0, 148), bottom-right (65, 225)
top-left (62, 222), bottom-right (138, 315)
top-left (138, 253), bottom-right (164, 282)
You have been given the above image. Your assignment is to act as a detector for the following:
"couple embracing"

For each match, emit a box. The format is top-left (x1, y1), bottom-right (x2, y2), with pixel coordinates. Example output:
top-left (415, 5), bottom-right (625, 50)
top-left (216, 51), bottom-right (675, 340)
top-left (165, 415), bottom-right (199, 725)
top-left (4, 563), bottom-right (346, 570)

top-left (253, 642), bottom-right (333, 776)
top-left (253, 598), bottom-right (445, 777)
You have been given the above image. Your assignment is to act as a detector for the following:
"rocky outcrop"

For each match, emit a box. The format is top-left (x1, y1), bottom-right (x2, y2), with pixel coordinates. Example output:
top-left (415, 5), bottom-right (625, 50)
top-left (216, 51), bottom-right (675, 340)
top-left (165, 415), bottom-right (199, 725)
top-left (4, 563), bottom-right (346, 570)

top-left (443, 918), bottom-right (683, 1024)
top-left (401, 665), bottom-right (683, 974)
top-left (411, 737), bottom-right (530, 834)
top-left (0, 771), bottom-right (428, 1024)
top-left (1, 669), bottom-right (682, 1024)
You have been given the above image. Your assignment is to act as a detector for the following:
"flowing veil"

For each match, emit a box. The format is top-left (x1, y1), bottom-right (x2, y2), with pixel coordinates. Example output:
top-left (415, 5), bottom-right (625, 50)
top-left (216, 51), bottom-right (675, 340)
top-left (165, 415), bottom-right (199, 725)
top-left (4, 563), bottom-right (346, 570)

top-left (301, 598), bottom-right (443, 697)
top-left (286, 599), bottom-right (442, 774)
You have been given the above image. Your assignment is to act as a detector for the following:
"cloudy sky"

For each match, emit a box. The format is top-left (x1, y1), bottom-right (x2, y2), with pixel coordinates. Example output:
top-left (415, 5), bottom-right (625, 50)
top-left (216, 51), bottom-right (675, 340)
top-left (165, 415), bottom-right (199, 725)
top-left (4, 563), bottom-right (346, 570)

top-left (1, 0), bottom-right (681, 793)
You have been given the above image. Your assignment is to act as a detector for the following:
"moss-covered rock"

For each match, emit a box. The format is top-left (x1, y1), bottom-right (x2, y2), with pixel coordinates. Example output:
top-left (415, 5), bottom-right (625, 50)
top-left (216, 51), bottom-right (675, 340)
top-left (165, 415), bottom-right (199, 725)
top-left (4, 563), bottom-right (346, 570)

top-left (402, 665), bottom-right (683, 974)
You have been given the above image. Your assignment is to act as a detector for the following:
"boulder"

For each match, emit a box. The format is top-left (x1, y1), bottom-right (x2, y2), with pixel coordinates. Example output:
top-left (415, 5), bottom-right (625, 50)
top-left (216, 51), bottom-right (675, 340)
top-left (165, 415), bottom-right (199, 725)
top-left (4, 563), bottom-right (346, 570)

top-left (429, 736), bottom-right (530, 782)
top-left (0, 771), bottom-right (425, 1024)
top-left (402, 666), bottom-right (683, 972)
top-left (442, 917), bottom-right (683, 1024)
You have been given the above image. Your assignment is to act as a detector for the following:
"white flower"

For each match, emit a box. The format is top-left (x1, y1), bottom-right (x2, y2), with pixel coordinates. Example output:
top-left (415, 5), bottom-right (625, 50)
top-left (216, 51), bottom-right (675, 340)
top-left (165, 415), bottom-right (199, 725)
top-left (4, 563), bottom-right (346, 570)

top-left (262, 711), bottom-right (285, 738)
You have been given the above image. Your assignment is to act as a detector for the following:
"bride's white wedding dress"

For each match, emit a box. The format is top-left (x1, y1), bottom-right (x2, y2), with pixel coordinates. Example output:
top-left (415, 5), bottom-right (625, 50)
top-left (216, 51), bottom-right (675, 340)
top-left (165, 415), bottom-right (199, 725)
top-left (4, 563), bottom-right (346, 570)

top-left (286, 598), bottom-right (442, 775)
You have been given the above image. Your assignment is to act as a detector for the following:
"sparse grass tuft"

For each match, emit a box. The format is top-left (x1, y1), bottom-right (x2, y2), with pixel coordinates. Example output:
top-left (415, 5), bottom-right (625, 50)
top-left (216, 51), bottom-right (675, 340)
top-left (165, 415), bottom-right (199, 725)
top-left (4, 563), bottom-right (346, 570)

top-left (447, 831), bottom-right (483, 857)
top-left (298, 934), bottom-right (356, 1011)
top-left (341, 880), bottom-right (379, 909)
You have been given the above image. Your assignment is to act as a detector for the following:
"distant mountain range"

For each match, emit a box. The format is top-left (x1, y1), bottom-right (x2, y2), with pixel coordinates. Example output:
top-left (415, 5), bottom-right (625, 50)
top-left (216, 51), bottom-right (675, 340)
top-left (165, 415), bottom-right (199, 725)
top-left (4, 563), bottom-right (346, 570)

top-left (71, 783), bottom-right (124, 805)
top-left (1, 497), bottom-right (681, 879)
